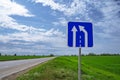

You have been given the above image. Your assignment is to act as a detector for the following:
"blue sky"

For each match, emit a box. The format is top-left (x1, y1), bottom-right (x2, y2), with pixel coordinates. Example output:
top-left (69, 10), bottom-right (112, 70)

top-left (0, 0), bottom-right (120, 55)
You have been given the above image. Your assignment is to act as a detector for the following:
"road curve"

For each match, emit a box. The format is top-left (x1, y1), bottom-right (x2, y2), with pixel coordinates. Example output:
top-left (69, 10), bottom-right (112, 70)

top-left (0, 57), bottom-right (55, 79)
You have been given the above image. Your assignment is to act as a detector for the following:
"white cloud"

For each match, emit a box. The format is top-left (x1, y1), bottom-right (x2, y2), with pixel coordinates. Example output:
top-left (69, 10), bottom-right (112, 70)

top-left (34, 0), bottom-right (66, 12)
top-left (0, 0), bottom-right (120, 55)
top-left (0, 29), bottom-right (67, 55)
top-left (33, 0), bottom-right (120, 37)
top-left (0, 46), bottom-right (77, 55)
top-left (0, 0), bottom-right (34, 31)
top-left (52, 17), bottom-right (68, 26)
top-left (0, 28), bottom-right (66, 47)
top-left (0, 15), bottom-right (31, 31)
top-left (0, 0), bottom-right (66, 52)
top-left (35, 0), bottom-right (120, 39)
top-left (95, 0), bottom-right (120, 39)
top-left (33, 0), bottom-right (87, 16)
top-left (0, 0), bottom-right (34, 17)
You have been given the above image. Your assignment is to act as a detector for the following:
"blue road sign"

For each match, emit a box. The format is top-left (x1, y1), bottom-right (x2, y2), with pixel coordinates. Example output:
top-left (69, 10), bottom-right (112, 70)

top-left (68, 22), bottom-right (93, 47)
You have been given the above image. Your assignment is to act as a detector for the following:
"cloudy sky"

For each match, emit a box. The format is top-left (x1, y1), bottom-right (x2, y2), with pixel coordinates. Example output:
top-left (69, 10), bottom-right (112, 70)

top-left (0, 0), bottom-right (120, 55)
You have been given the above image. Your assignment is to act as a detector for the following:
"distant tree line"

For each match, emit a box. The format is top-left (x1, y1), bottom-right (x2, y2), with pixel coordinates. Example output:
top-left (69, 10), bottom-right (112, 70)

top-left (0, 52), bottom-right (120, 56)
top-left (70, 53), bottom-right (120, 56)
top-left (0, 53), bottom-right (17, 56)
top-left (82, 53), bottom-right (120, 56)
top-left (0, 53), bottom-right (55, 57)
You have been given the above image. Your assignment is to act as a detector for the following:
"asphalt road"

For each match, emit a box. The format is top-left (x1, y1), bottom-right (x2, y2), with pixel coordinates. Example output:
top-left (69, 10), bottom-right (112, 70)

top-left (0, 57), bottom-right (55, 79)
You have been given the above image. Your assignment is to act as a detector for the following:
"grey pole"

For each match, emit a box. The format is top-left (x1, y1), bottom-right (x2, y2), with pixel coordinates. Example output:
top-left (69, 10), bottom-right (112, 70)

top-left (78, 48), bottom-right (81, 80)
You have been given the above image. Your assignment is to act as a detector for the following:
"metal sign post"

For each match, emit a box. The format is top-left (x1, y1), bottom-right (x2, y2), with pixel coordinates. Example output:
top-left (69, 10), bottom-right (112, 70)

top-left (78, 48), bottom-right (81, 80)
top-left (67, 22), bottom-right (93, 80)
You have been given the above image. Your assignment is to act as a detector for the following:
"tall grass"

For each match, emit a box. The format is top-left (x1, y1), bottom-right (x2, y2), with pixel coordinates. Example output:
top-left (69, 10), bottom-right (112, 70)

top-left (17, 56), bottom-right (120, 80)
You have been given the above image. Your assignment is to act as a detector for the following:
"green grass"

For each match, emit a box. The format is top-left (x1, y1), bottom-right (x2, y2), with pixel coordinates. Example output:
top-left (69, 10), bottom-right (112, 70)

top-left (17, 56), bottom-right (120, 80)
top-left (82, 56), bottom-right (120, 80)
top-left (0, 56), bottom-right (49, 61)
top-left (17, 56), bottom-right (78, 80)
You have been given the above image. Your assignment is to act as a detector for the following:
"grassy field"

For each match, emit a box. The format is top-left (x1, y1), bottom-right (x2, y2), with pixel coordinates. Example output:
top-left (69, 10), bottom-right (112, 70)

top-left (82, 56), bottom-right (120, 80)
top-left (0, 56), bottom-right (49, 61)
top-left (17, 56), bottom-right (120, 80)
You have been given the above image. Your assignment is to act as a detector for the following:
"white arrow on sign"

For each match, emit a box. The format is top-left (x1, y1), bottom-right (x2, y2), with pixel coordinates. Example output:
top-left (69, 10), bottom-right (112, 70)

top-left (71, 26), bottom-right (77, 47)
top-left (79, 26), bottom-right (88, 47)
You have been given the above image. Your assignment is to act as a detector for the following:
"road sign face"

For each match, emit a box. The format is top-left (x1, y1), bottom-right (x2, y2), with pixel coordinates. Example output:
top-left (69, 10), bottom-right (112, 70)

top-left (68, 22), bottom-right (93, 47)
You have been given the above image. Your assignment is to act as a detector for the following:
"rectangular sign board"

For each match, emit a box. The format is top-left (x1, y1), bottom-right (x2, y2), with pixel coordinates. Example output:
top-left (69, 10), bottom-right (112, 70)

top-left (68, 22), bottom-right (93, 47)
